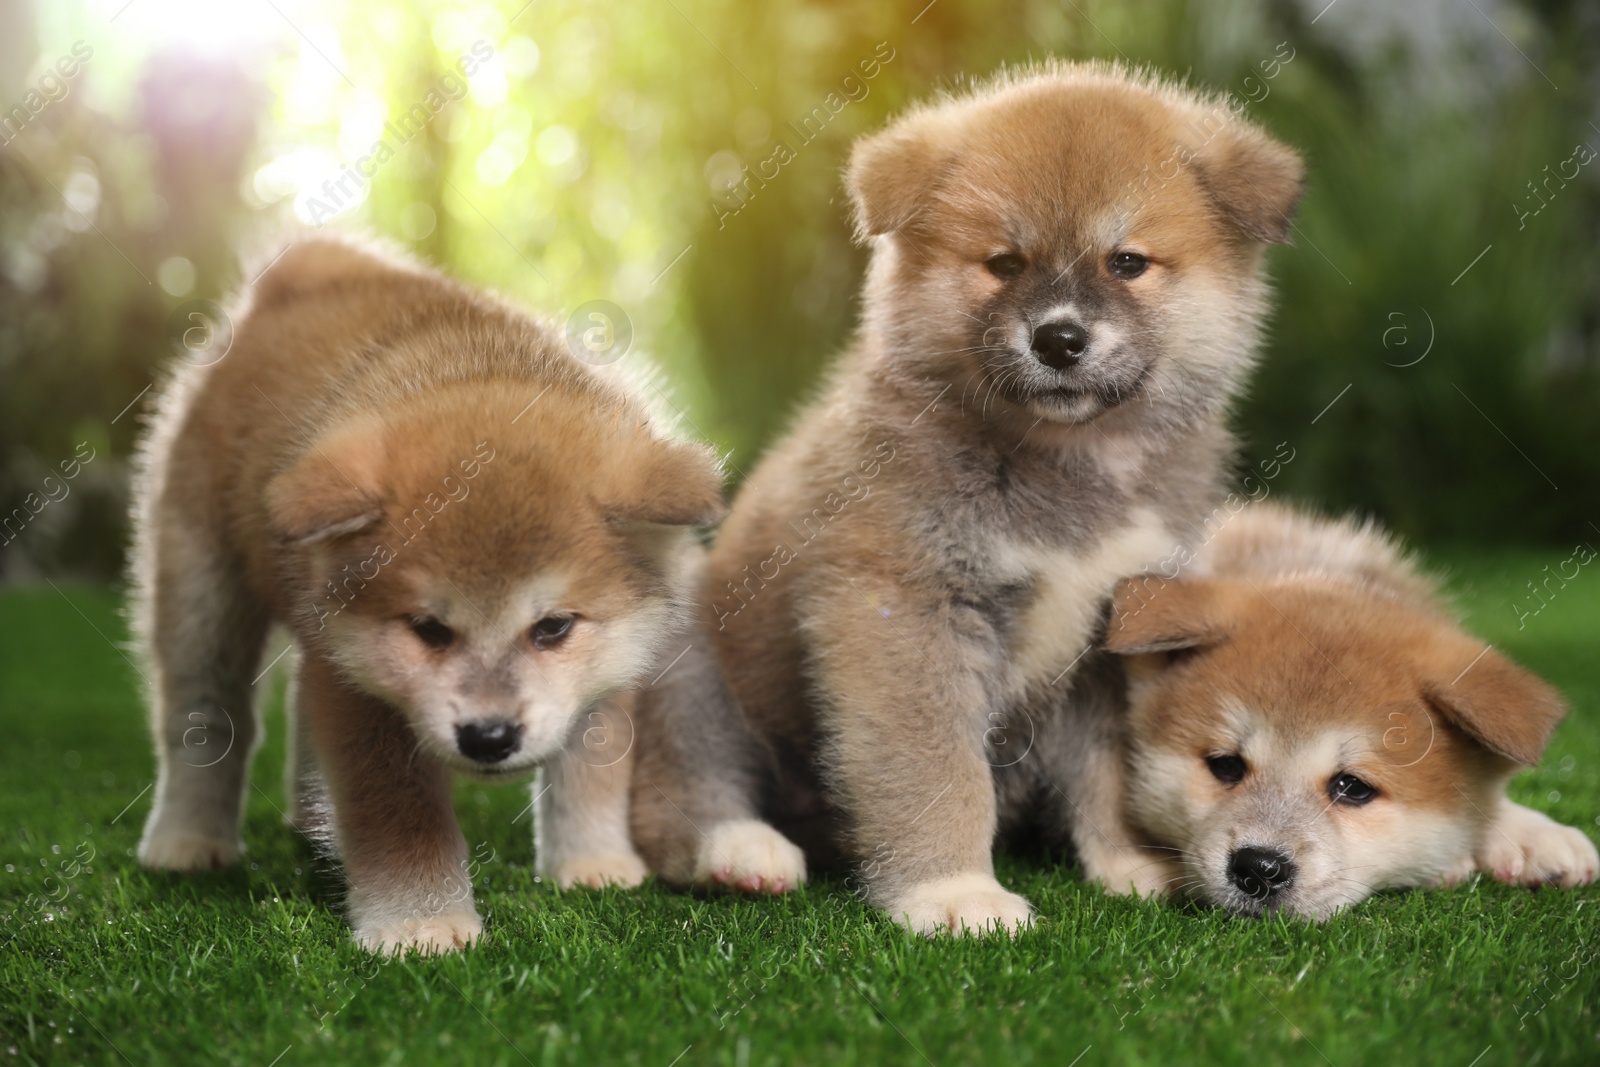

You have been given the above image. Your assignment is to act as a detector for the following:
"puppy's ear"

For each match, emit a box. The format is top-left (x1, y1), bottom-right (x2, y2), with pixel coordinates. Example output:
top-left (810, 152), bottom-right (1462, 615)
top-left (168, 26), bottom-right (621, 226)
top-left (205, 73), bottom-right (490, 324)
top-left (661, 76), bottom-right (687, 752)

top-left (1187, 119), bottom-right (1304, 244)
top-left (607, 439), bottom-right (725, 528)
top-left (1421, 640), bottom-right (1567, 766)
top-left (1103, 576), bottom-right (1235, 655)
top-left (847, 110), bottom-right (962, 240)
top-left (266, 419), bottom-right (386, 545)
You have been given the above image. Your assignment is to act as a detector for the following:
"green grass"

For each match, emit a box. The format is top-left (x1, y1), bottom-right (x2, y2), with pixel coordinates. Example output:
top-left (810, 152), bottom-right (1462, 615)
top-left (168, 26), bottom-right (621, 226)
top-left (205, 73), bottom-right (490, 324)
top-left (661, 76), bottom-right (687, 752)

top-left (3, 551), bottom-right (1598, 1066)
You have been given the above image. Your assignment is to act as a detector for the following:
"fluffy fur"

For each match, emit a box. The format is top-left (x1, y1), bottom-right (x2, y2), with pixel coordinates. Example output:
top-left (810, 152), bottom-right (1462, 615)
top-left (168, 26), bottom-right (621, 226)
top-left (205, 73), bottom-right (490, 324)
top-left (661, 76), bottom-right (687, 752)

top-left (1106, 502), bottom-right (1599, 919)
top-left (130, 234), bottom-right (723, 953)
top-left (632, 61), bottom-right (1304, 935)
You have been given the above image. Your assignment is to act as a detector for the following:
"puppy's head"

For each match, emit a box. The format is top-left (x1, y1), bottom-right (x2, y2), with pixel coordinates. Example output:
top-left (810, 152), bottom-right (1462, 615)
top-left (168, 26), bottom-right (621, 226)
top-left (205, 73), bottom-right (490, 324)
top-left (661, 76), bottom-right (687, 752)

top-left (848, 62), bottom-right (1302, 428)
top-left (265, 376), bottom-right (722, 780)
top-left (1106, 574), bottom-right (1566, 920)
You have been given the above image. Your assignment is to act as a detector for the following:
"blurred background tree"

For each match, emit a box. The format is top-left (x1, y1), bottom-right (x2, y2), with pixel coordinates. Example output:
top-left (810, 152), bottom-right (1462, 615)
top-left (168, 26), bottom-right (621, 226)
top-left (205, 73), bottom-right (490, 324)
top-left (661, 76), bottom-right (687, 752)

top-left (1, 0), bottom-right (1597, 581)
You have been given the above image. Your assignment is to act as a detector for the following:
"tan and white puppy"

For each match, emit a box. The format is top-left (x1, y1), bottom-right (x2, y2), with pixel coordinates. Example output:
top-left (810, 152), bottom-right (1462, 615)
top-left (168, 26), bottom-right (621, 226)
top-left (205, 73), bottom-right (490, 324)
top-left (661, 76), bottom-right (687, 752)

top-left (131, 235), bottom-right (722, 953)
top-left (632, 62), bottom-right (1304, 934)
top-left (1106, 502), bottom-right (1599, 919)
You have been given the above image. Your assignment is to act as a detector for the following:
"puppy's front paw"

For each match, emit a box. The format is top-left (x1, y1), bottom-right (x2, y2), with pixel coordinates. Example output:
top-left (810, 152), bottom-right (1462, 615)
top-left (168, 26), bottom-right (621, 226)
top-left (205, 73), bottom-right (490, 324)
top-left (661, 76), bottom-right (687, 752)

top-left (1083, 846), bottom-right (1182, 899)
top-left (1434, 853), bottom-right (1478, 889)
top-left (693, 819), bottom-right (806, 894)
top-left (137, 823), bottom-right (242, 871)
top-left (554, 851), bottom-right (649, 890)
top-left (887, 873), bottom-right (1034, 938)
top-left (354, 909), bottom-right (483, 956)
top-left (1478, 804), bottom-right (1599, 888)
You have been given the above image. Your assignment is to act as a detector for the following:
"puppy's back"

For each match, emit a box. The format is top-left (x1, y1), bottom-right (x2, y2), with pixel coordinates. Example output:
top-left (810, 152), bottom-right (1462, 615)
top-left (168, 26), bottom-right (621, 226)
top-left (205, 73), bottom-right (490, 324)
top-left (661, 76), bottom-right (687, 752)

top-left (1192, 502), bottom-right (1443, 611)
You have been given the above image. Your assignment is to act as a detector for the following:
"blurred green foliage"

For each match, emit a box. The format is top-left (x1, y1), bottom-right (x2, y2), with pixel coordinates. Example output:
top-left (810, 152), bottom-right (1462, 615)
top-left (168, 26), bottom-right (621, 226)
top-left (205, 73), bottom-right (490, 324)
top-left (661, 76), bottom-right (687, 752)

top-left (1, 0), bottom-right (1597, 580)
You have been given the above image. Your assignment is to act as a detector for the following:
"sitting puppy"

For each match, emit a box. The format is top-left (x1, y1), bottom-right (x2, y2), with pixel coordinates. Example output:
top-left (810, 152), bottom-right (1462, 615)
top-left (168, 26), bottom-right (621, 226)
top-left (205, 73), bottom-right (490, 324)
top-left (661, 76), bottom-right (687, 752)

top-left (632, 61), bottom-right (1304, 934)
top-left (131, 235), bottom-right (722, 953)
top-left (1106, 502), bottom-right (1599, 918)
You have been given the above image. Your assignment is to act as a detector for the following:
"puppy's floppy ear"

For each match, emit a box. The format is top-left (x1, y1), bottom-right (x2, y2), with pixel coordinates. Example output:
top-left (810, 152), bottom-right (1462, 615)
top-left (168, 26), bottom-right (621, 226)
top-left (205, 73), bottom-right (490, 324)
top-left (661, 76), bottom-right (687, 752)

top-left (607, 438), bottom-right (725, 528)
top-left (847, 109), bottom-right (963, 240)
top-left (1103, 575), bottom-right (1235, 655)
top-left (1421, 639), bottom-right (1567, 766)
top-left (266, 418), bottom-right (386, 546)
top-left (1186, 116), bottom-right (1304, 244)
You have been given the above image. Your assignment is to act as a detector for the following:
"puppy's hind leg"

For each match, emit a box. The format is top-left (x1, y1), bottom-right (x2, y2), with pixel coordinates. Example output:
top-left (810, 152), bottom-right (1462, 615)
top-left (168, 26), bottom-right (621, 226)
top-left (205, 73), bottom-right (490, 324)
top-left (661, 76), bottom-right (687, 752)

top-left (536, 691), bottom-right (648, 890)
top-left (630, 634), bottom-right (805, 895)
top-left (134, 512), bottom-right (270, 871)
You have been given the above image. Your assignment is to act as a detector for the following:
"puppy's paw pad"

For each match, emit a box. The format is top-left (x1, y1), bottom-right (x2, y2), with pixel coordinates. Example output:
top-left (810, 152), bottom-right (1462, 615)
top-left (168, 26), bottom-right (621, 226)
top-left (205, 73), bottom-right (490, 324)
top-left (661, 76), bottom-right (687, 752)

top-left (355, 911), bottom-right (482, 956)
top-left (554, 851), bottom-right (649, 890)
top-left (889, 873), bottom-right (1034, 938)
top-left (693, 819), bottom-right (806, 895)
top-left (137, 827), bottom-right (242, 871)
top-left (1478, 806), bottom-right (1600, 888)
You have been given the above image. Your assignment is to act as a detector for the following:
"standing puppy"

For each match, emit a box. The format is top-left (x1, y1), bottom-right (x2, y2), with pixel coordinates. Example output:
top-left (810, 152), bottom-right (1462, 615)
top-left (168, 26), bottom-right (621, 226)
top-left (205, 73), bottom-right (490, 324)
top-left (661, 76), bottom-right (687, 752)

top-left (132, 236), bottom-right (722, 953)
top-left (639, 62), bottom-right (1303, 935)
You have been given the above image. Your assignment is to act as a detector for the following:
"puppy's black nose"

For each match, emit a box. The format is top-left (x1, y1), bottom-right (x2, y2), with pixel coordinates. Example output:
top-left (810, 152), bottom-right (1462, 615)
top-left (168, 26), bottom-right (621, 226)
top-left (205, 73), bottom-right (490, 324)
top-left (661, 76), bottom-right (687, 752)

top-left (1228, 847), bottom-right (1295, 898)
top-left (1032, 320), bottom-right (1089, 369)
top-left (456, 719), bottom-right (522, 764)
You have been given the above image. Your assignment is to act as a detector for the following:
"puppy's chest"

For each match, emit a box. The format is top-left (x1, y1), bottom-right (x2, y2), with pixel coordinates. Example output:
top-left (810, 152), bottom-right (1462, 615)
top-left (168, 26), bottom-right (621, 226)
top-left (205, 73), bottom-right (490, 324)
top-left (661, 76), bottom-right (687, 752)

top-left (994, 506), bottom-right (1176, 693)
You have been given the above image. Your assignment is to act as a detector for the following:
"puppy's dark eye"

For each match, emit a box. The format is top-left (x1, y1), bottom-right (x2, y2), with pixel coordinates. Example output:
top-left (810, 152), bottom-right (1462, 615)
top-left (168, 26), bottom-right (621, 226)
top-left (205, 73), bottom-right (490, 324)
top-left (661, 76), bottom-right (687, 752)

top-left (1107, 250), bottom-right (1149, 279)
top-left (408, 615), bottom-right (455, 650)
top-left (984, 253), bottom-right (1027, 279)
top-left (530, 614), bottom-right (575, 649)
top-left (1206, 754), bottom-right (1246, 785)
top-left (1329, 773), bottom-right (1378, 806)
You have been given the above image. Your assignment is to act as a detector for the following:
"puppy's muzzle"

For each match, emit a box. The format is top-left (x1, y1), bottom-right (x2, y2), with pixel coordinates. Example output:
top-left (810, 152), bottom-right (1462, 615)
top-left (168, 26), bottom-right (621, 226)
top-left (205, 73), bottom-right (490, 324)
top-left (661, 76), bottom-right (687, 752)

top-left (1031, 318), bottom-right (1088, 370)
top-left (455, 718), bottom-right (523, 764)
top-left (1228, 846), bottom-right (1296, 899)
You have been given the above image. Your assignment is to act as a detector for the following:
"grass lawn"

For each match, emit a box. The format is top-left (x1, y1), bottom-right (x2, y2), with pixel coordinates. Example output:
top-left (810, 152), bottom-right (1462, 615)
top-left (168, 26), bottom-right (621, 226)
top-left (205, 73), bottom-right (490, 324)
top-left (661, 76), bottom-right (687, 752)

top-left (2, 550), bottom-right (1598, 1066)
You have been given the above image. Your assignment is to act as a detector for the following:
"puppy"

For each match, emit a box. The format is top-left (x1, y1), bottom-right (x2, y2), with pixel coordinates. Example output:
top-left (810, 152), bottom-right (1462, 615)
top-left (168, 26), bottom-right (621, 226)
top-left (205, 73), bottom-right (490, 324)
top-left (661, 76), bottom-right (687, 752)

top-left (131, 235), bottom-right (723, 953)
top-left (1106, 502), bottom-right (1600, 919)
top-left (632, 62), bottom-right (1304, 934)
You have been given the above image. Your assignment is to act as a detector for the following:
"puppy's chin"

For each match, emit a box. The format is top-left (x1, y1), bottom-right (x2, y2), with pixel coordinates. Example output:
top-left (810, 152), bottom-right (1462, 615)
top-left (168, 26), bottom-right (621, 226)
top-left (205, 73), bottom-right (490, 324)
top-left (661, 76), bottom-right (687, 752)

top-left (1022, 387), bottom-right (1114, 425)
top-left (1223, 893), bottom-right (1345, 924)
top-left (998, 357), bottom-right (1153, 426)
top-left (452, 759), bottom-right (542, 784)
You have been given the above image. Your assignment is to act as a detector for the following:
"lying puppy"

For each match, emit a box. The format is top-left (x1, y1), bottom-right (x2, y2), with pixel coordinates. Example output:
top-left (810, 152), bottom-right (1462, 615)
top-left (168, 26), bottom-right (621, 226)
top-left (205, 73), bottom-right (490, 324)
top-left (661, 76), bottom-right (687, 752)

top-left (633, 61), bottom-right (1304, 934)
top-left (131, 235), bottom-right (722, 953)
top-left (1106, 502), bottom-right (1599, 918)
